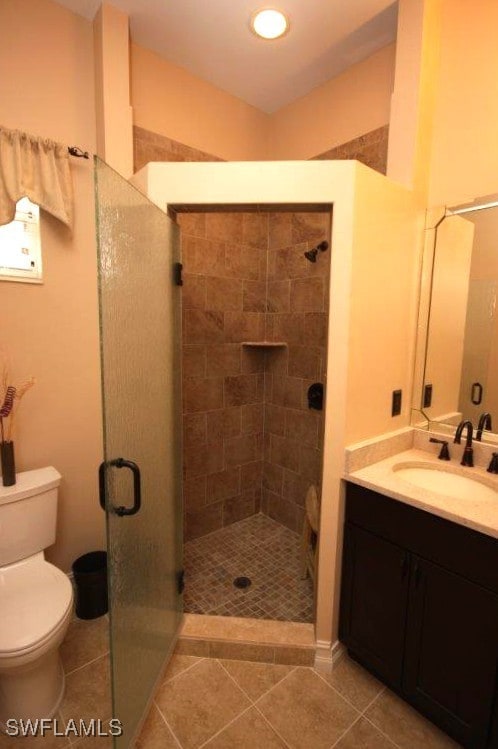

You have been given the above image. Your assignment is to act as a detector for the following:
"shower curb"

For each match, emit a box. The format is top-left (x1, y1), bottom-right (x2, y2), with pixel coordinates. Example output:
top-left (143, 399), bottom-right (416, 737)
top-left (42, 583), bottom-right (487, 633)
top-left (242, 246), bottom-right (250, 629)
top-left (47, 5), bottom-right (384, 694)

top-left (175, 613), bottom-right (315, 666)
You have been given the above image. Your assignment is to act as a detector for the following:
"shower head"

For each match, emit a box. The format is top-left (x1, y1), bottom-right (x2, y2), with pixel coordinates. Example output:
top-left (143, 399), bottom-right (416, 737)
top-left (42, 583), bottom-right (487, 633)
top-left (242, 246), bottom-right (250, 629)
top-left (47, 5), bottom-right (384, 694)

top-left (304, 240), bottom-right (329, 263)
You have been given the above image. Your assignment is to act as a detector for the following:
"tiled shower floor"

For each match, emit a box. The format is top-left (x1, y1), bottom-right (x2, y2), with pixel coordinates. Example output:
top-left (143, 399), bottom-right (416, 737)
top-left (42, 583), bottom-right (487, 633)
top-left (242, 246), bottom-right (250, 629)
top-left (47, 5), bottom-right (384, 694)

top-left (184, 514), bottom-right (315, 622)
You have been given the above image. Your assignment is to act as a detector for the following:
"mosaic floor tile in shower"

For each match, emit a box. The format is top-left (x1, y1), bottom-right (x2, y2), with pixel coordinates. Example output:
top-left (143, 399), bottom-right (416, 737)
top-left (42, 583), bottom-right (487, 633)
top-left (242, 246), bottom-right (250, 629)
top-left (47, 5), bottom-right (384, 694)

top-left (183, 514), bottom-right (314, 622)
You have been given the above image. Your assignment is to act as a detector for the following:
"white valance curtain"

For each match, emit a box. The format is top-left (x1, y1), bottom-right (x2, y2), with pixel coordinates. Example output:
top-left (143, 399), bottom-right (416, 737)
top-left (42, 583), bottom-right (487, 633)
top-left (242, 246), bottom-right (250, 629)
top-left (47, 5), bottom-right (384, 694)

top-left (0, 126), bottom-right (73, 229)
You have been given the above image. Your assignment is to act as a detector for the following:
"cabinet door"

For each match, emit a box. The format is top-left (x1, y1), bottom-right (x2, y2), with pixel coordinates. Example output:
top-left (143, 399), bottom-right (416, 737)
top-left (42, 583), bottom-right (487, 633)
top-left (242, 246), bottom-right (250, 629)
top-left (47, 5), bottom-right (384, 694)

top-left (340, 523), bottom-right (410, 688)
top-left (404, 557), bottom-right (498, 749)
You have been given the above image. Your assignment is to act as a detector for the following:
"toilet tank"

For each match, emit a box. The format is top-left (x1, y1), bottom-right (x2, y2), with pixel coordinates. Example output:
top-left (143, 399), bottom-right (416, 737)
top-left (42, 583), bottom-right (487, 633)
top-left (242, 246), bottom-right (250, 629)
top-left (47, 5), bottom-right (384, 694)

top-left (0, 467), bottom-right (61, 566)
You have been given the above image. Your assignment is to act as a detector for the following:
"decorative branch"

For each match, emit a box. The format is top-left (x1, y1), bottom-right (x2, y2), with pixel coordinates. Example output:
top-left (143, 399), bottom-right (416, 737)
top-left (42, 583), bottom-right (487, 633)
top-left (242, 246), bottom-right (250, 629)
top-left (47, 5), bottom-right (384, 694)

top-left (0, 386), bottom-right (15, 417)
top-left (6, 378), bottom-right (35, 442)
top-left (0, 386), bottom-right (16, 443)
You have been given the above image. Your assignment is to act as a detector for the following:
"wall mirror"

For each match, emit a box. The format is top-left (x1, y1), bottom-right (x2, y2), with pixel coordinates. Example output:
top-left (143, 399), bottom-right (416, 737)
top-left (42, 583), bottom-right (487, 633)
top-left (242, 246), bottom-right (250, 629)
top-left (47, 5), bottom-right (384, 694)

top-left (413, 193), bottom-right (498, 443)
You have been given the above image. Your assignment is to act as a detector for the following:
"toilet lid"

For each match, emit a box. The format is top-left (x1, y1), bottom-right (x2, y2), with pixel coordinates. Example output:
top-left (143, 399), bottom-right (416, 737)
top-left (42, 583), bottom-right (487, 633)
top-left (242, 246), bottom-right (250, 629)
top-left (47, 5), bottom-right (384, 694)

top-left (0, 558), bottom-right (73, 654)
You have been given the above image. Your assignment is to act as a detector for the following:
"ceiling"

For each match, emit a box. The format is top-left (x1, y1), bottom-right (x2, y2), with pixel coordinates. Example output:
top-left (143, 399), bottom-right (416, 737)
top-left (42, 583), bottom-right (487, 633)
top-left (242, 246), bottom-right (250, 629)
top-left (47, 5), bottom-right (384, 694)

top-left (55, 0), bottom-right (398, 113)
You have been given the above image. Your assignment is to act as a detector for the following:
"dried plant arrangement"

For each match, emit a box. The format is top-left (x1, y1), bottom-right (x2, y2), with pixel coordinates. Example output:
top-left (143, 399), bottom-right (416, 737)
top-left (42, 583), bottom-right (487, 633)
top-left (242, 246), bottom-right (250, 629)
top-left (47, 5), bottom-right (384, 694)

top-left (0, 356), bottom-right (35, 486)
top-left (0, 378), bottom-right (35, 442)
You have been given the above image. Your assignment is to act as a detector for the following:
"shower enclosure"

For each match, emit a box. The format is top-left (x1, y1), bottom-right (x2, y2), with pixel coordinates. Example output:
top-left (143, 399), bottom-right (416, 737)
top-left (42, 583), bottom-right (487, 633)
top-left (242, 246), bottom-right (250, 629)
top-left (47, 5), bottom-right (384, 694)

top-left (95, 158), bottom-right (184, 747)
top-left (177, 206), bottom-right (331, 623)
top-left (93, 157), bottom-right (353, 746)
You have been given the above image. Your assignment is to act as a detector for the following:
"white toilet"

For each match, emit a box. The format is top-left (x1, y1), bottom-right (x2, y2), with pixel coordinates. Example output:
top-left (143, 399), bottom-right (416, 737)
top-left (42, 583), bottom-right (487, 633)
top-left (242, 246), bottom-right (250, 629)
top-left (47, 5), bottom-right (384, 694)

top-left (0, 467), bottom-right (73, 729)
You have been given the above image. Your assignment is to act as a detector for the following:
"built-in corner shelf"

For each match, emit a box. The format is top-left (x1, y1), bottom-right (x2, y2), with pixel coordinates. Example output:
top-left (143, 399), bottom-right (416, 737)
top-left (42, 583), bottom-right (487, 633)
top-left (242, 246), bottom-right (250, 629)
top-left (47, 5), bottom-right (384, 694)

top-left (241, 341), bottom-right (287, 348)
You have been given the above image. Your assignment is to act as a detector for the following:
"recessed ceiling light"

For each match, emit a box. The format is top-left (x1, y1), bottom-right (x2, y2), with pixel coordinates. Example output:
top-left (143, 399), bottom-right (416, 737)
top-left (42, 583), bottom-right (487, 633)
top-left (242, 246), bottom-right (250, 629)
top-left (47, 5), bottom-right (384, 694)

top-left (250, 9), bottom-right (290, 40)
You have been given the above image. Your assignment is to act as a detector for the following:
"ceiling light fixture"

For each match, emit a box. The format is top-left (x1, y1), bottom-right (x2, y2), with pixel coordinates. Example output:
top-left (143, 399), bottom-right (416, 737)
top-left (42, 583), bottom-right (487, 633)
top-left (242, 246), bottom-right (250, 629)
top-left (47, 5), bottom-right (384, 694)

top-left (250, 9), bottom-right (289, 40)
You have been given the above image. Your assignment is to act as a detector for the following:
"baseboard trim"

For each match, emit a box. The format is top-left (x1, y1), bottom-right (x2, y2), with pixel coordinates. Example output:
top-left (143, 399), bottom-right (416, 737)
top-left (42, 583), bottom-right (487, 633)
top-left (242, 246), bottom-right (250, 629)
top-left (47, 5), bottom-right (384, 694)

top-left (314, 639), bottom-right (345, 672)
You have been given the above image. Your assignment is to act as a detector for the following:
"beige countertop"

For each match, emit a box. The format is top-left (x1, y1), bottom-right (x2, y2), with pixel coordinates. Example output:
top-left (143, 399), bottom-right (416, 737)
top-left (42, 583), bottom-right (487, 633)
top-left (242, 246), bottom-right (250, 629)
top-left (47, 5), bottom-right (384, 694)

top-left (345, 448), bottom-right (498, 539)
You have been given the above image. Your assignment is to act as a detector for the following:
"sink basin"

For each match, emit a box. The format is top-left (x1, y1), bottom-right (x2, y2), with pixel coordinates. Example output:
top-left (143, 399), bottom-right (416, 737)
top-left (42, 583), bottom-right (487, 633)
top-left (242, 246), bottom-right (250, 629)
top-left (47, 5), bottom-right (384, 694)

top-left (392, 462), bottom-right (498, 501)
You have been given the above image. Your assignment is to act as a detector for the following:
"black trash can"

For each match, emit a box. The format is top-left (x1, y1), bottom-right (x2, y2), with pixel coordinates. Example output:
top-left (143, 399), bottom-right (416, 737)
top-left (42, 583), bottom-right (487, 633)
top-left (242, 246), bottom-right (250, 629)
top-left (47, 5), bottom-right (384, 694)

top-left (72, 551), bottom-right (108, 619)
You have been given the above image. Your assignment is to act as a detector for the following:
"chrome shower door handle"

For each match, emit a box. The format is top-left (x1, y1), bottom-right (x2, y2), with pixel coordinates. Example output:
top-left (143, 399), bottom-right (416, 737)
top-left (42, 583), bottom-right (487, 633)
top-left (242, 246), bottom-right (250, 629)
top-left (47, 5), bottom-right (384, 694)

top-left (99, 458), bottom-right (142, 516)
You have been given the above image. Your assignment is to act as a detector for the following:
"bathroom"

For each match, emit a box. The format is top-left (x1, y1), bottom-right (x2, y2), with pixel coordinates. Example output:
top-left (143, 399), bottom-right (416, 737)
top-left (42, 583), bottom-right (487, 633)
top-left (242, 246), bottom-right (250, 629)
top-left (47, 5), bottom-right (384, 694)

top-left (1, 0), bottom-right (498, 747)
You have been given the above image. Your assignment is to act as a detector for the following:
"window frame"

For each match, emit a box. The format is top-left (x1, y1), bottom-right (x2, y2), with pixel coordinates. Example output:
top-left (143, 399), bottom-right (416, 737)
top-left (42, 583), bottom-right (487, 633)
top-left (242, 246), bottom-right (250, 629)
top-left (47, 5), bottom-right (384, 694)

top-left (0, 197), bottom-right (43, 284)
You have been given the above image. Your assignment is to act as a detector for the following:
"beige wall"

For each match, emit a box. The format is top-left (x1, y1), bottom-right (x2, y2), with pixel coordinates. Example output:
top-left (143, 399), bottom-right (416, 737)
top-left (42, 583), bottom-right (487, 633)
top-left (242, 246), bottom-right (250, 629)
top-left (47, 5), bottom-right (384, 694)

top-left (131, 43), bottom-right (270, 162)
top-left (130, 42), bottom-right (395, 163)
top-left (388, 0), bottom-right (498, 209)
top-left (0, 0), bottom-right (104, 572)
top-left (327, 164), bottom-right (423, 638)
top-left (346, 168), bottom-right (424, 444)
top-left (269, 44), bottom-right (396, 161)
top-left (93, 3), bottom-right (134, 177)
top-left (428, 0), bottom-right (498, 206)
top-left (387, 0), bottom-right (443, 200)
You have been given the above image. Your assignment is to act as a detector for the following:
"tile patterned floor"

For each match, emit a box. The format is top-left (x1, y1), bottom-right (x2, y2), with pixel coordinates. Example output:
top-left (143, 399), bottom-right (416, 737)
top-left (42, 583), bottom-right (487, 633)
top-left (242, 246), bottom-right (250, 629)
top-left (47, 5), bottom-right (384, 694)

top-left (0, 614), bottom-right (464, 748)
top-left (137, 653), bottom-right (463, 749)
top-left (184, 514), bottom-right (314, 622)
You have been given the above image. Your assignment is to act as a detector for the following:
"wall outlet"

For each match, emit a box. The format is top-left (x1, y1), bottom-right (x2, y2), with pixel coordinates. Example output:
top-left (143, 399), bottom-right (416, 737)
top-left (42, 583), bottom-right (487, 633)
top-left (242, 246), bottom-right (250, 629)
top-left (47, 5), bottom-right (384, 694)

top-left (423, 384), bottom-right (433, 408)
top-left (392, 389), bottom-right (402, 417)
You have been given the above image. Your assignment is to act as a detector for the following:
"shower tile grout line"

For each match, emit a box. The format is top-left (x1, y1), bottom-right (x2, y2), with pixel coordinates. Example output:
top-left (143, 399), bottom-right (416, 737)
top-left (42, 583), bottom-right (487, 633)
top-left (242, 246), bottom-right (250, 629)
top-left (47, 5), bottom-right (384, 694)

top-left (324, 683), bottom-right (391, 749)
top-left (164, 656), bottom-right (207, 685)
top-left (252, 703), bottom-right (294, 749)
top-left (312, 663), bottom-right (384, 715)
top-left (311, 672), bottom-right (401, 749)
top-left (328, 712), bottom-right (364, 749)
top-left (196, 702), bottom-right (255, 749)
top-left (63, 649), bottom-right (110, 677)
top-left (358, 713), bottom-right (404, 749)
top-left (196, 659), bottom-right (296, 749)
top-left (239, 656), bottom-right (304, 749)
top-left (152, 699), bottom-right (184, 749)
top-left (217, 658), bottom-right (297, 704)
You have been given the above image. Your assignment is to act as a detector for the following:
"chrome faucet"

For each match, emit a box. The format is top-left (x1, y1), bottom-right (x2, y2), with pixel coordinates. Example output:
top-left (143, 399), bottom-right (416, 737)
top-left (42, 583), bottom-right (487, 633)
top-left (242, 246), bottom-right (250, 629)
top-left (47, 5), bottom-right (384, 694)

top-left (476, 412), bottom-right (492, 441)
top-left (454, 420), bottom-right (474, 467)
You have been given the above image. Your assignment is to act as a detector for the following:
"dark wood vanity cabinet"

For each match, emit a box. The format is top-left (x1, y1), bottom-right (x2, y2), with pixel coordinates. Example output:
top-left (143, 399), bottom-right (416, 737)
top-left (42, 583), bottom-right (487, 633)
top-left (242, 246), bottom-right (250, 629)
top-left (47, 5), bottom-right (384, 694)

top-left (340, 523), bottom-right (410, 688)
top-left (340, 482), bottom-right (498, 749)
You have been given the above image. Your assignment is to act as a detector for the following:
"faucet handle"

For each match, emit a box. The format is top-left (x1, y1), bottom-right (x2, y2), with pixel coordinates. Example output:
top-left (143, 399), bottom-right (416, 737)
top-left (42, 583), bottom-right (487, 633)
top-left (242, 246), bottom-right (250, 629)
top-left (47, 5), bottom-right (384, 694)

top-left (487, 453), bottom-right (498, 474)
top-left (429, 437), bottom-right (451, 461)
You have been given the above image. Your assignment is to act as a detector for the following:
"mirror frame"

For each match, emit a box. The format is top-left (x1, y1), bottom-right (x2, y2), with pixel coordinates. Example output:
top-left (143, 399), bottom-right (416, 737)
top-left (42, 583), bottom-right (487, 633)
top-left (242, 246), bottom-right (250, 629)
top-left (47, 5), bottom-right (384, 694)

top-left (411, 193), bottom-right (498, 443)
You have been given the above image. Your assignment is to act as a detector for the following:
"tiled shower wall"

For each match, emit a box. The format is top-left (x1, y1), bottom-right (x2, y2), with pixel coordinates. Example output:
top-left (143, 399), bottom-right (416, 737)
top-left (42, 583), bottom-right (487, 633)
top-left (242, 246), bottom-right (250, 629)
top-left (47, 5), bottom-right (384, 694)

top-left (133, 124), bottom-right (389, 174)
top-left (263, 212), bottom-right (331, 533)
top-left (179, 212), bottom-right (267, 540)
top-left (179, 210), bottom-right (331, 540)
top-left (312, 125), bottom-right (389, 174)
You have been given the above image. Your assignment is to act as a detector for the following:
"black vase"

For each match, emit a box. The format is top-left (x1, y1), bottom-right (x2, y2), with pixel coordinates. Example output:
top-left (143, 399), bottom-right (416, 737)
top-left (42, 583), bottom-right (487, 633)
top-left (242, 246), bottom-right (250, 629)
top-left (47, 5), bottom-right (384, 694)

top-left (1, 441), bottom-right (15, 487)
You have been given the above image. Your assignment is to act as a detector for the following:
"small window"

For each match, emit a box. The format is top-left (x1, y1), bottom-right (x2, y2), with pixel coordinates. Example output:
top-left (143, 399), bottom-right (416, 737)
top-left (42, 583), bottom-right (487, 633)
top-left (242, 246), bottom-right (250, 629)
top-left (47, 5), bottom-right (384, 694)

top-left (0, 197), bottom-right (42, 283)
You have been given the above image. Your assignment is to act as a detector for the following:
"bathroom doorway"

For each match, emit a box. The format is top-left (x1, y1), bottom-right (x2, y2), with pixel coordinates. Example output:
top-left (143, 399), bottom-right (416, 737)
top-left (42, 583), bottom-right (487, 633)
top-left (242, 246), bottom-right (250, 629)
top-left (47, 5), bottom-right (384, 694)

top-left (95, 158), bottom-right (184, 748)
top-left (176, 205), bottom-right (332, 624)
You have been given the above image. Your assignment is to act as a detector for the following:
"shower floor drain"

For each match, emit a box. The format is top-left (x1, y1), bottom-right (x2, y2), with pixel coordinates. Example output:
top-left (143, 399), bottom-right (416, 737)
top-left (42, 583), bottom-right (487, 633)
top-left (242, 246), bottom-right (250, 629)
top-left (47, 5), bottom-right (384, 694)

top-left (233, 576), bottom-right (252, 589)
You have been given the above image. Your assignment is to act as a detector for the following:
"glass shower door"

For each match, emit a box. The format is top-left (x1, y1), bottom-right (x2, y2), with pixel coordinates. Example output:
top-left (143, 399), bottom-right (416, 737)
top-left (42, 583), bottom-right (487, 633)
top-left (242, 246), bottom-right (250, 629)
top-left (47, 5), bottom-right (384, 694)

top-left (94, 157), bottom-right (183, 747)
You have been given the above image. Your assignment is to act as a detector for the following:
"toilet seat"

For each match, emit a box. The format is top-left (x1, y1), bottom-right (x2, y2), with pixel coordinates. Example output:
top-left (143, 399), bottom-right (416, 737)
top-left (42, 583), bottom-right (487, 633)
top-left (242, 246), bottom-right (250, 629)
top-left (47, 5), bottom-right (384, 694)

top-left (0, 556), bottom-right (73, 657)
